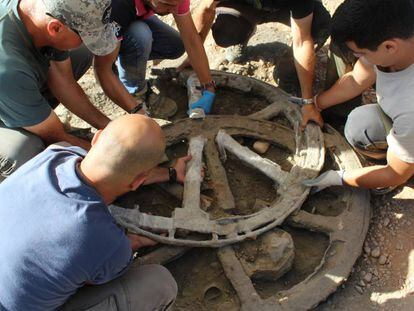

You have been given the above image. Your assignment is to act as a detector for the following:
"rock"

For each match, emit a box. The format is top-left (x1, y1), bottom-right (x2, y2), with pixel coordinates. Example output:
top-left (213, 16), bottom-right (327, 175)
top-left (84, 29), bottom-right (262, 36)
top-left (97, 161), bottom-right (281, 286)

top-left (238, 229), bottom-right (294, 281)
top-left (364, 272), bottom-right (373, 283)
top-left (396, 241), bottom-right (403, 250)
top-left (355, 286), bottom-right (364, 294)
top-left (253, 141), bottom-right (270, 154)
top-left (364, 246), bottom-right (371, 254)
top-left (371, 247), bottom-right (381, 258)
top-left (378, 255), bottom-right (387, 265)
top-left (383, 217), bottom-right (390, 227)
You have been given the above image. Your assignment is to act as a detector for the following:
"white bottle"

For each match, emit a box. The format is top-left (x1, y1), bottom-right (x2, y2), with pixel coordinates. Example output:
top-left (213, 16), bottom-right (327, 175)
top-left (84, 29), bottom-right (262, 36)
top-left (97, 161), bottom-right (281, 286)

top-left (187, 73), bottom-right (206, 119)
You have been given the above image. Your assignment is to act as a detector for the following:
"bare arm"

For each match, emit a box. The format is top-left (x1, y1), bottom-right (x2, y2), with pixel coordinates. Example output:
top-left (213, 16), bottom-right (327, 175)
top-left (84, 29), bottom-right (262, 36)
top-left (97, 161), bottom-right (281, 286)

top-left (317, 58), bottom-right (376, 109)
top-left (174, 13), bottom-right (214, 88)
top-left (192, 0), bottom-right (217, 42)
top-left (94, 43), bottom-right (143, 113)
top-left (47, 58), bottom-right (110, 130)
top-left (343, 150), bottom-right (414, 188)
top-left (301, 57), bottom-right (376, 128)
top-left (24, 111), bottom-right (91, 150)
top-left (291, 13), bottom-right (315, 99)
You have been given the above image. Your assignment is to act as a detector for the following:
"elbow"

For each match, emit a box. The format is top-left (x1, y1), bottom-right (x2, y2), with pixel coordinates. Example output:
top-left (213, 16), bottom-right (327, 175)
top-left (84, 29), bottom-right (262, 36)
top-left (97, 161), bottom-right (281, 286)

top-left (387, 171), bottom-right (412, 187)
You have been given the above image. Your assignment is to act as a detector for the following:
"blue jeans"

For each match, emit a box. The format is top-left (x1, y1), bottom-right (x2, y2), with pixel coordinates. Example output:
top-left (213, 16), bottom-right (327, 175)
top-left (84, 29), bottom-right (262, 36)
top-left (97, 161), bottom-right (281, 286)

top-left (117, 15), bottom-right (185, 95)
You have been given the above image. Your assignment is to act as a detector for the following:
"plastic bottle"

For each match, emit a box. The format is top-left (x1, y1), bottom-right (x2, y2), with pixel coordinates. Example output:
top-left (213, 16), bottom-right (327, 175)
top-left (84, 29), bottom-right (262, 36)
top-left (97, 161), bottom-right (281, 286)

top-left (187, 73), bottom-right (206, 119)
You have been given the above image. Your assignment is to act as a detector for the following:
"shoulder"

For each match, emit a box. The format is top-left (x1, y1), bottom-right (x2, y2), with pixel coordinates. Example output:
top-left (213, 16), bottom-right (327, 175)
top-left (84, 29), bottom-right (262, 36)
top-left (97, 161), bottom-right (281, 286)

top-left (176, 0), bottom-right (191, 15)
top-left (0, 59), bottom-right (37, 91)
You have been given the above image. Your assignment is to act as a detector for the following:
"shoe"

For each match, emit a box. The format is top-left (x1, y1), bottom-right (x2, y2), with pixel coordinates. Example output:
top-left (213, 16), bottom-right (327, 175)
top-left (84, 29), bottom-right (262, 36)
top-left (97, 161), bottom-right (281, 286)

top-left (132, 82), bottom-right (177, 119)
top-left (225, 44), bottom-right (246, 63)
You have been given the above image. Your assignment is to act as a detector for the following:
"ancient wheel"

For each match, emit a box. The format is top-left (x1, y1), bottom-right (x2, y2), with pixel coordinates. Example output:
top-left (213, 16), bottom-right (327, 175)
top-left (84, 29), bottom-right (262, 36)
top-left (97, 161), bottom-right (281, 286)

top-left (110, 71), bottom-right (371, 310)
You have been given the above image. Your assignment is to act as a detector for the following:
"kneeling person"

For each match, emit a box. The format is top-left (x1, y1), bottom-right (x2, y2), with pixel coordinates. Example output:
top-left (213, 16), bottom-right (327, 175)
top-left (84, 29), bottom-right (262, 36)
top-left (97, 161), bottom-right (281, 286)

top-left (302, 0), bottom-right (414, 193)
top-left (0, 115), bottom-right (191, 310)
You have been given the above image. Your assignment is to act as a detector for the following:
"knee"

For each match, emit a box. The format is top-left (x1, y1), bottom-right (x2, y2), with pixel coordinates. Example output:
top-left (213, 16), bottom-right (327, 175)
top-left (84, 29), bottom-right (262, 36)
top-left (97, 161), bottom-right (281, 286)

top-left (136, 264), bottom-right (177, 309)
top-left (0, 132), bottom-right (44, 178)
top-left (151, 265), bottom-right (178, 304)
top-left (123, 23), bottom-right (153, 57)
top-left (170, 36), bottom-right (185, 59)
top-left (344, 106), bottom-right (372, 149)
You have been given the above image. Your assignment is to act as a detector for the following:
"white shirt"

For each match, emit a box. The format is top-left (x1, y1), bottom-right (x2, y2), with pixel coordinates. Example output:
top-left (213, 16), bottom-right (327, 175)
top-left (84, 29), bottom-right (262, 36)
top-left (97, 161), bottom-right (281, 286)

top-left (376, 63), bottom-right (414, 163)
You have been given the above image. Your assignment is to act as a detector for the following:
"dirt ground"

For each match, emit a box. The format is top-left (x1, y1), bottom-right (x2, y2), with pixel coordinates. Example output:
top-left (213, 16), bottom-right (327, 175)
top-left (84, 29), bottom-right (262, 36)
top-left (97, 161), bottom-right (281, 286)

top-left (56, 0), bottom-right (414, 309)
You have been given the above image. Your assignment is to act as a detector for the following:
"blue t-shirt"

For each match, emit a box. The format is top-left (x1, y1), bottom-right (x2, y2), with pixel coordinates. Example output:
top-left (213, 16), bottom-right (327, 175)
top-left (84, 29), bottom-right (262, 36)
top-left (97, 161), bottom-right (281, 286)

top-left (0, 146), bottom-right (132, 311)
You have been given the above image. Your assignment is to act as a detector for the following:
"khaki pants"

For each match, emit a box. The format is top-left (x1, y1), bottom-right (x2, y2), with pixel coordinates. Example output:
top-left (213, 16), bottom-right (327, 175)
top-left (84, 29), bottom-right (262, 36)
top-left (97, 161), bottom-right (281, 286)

top-left (61, 264), bottom-right (177, 311)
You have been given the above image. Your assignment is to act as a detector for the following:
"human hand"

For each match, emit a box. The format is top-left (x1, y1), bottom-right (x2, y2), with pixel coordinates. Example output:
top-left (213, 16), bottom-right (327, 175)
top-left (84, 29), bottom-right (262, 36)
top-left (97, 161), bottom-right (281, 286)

top-left (173, 155), bottom-right (192, 183)
top-left (188, 90), bottom-right (216, 115)
top-left (127, 233), bottom-right (157, 251)
top-left (301, 104), bottom-right (324, 130)
top-left (302, 170), bottom-right (345, 194)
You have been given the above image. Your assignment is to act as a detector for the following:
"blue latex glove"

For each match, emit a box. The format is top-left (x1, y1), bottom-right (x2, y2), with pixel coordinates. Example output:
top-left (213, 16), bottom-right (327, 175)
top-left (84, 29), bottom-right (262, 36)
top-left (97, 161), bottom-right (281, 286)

top-left (188, 90), bottom-right (216, 115)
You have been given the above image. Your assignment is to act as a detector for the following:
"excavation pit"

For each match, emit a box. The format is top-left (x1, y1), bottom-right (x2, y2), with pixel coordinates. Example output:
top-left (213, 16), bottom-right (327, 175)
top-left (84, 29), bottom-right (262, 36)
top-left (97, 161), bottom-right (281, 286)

top-left (110, 71), bottom-right (371, 310)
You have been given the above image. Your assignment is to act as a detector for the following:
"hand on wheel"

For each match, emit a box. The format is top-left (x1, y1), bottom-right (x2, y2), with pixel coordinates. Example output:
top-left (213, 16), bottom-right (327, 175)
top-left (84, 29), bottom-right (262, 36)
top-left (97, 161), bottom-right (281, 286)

top-left (302, 170), bottom-right (344, 194)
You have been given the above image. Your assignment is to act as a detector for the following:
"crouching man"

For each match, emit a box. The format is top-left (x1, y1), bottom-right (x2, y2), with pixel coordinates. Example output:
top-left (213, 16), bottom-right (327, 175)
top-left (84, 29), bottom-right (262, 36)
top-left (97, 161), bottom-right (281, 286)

top-left (94, 0), bottom-right (216, 119)
top-left (302, 0), bottom-right (414, 193)
top-left (0, 0), bottom-right (117, 181)
top-left (0, 114), bottom-right (191, 310)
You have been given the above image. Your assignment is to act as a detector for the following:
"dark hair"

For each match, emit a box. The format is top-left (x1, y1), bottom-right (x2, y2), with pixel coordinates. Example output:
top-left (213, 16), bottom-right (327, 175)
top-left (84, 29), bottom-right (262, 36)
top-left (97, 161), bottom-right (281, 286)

top-left (331, 0), bottom-right (414, 51)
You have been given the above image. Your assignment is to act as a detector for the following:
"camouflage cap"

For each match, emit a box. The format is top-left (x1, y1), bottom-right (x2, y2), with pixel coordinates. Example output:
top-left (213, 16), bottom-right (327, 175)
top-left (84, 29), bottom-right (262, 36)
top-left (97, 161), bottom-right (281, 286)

top-left (42, 0), bottom-right (118, 56)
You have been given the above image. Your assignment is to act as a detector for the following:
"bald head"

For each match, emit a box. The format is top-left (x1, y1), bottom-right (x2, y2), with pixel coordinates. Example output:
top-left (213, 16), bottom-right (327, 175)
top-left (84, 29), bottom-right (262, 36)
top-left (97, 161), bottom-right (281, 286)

top-left (85, 115), bottom-right (165, 182)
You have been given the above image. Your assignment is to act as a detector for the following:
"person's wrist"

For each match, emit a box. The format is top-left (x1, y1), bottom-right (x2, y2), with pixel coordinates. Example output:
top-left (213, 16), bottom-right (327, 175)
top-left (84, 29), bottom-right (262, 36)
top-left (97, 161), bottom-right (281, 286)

top-left (313, 94), bottom-right (323, 112)
top-left (206, 85), bottom-right (216, 93)
top-left (201, 80), bottom-right (216, 93)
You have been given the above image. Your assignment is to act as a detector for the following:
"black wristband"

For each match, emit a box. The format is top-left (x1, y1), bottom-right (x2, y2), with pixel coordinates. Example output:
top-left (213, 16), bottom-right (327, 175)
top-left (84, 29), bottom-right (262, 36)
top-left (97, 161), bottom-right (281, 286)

top-left (129, 103), bottom-right (143, 114)
top-left (168, 167), bottom-right (177, 183)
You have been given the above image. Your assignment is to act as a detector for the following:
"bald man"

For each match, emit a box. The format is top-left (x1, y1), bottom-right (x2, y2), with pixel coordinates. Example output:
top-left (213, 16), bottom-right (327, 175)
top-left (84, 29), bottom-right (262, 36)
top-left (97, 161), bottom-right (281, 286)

top-left (0, 115), bottom-right (190, 310)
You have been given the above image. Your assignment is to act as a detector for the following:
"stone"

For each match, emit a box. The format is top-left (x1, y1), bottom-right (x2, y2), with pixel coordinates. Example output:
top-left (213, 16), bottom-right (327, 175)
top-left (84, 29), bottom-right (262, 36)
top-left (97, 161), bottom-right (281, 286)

top-left (364, 246), bottom-right (371, 254)
top-left (383, 217), bottom-right (390, 227)
top-left (355, 286), bottom-right (364, 294)
top-left (378, 255), bottom-right (387, 265)
top-left (396, 241), bottom-right (403, 250)
top-left (371, 247), bottom-right (381, 258)
top-left (363, 272), bottom-right (373, 283)
top-left (253, 141), bottom-right (270, 154)
top-left (238, 229), bottom-right (294, 281)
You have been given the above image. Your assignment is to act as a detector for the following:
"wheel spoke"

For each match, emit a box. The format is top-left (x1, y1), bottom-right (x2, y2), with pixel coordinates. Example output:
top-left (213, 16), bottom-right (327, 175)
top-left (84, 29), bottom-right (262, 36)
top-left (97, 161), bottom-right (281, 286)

top-left (218, 246), bottom-right (281, 311)
top-left (248, 102), bottom-right (287, 121)
top-left (204, 140), bottom-right (236, 211)
top-left (216, 130), bottom-right (288, 185)
top-left (182, 136), bottom-right (207, 215)
top-left (287, 210), bottom-right (341, 234)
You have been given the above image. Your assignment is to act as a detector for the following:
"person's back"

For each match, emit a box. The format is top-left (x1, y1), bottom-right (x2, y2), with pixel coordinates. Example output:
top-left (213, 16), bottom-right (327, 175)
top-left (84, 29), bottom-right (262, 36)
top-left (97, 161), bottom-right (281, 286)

top-left (0, 145), bottom-right (131, 310)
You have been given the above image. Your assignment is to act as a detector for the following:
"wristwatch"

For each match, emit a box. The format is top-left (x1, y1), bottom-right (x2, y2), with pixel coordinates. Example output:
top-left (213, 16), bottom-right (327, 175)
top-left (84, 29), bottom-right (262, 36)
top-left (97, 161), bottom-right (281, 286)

top-left (301, 98), bottom-right (314, 105)
top-left (168, 167), bottom-right (177, 183)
